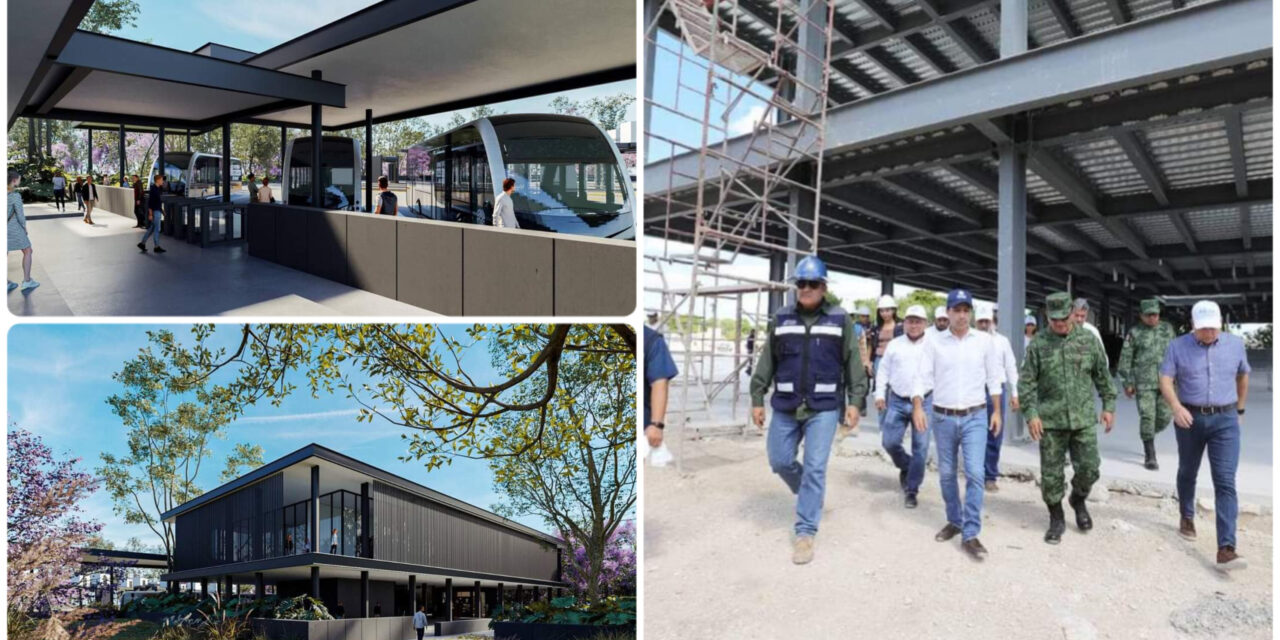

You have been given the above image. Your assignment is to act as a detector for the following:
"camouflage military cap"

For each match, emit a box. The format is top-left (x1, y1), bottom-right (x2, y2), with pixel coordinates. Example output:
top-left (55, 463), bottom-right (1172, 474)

top-left (1140, 298), bottom-right (1160, 315)
top-left (1045, 292), bottom-right (1073, 320)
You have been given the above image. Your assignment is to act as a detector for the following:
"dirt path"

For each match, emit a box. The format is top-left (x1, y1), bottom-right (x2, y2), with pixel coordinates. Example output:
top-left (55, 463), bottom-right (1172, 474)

top-left (643, 436), bottom-right (1272, 639)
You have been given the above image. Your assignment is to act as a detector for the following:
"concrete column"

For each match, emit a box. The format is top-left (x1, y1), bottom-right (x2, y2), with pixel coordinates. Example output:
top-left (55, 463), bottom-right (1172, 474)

top-left (474, 580), bottom-right (481, 617)
top-left (280, 126), bottom-right (287, 189)
top-left (881, 268), bottom-right (895, 296)
top-left (186, 130), bottom-right (191, 152)
top-left (360, 570), bottom-right (369, 618)
top-left (768, 254), bottom-right (787, 314)
top-left (200, 577), bottom-right (208, 598)
top-left (997, 144), bottom-right (1027, 441)
top-left (445, 578), bottom-right (454, 621)
top-left (221, 122), bottom-right (232, 203)
top-left (45, 119), bottom-right (51, 157)
top-left (533, 586), bottom-right (541, 602)
top-left (1001, 0), bottom-right (1028, 57)
top-left (255, 573), bottom-right (264, 600)
top-left (364, 109), bottom-right (373, 212)
top-left (118, 125), bottom-right (126, 185)
top-left (310, 566), bottom-right (320, 600)
top-left (27, 117), bottom-right (36, 159)
top-left (310, 465), bottom-right (319, 552)
top-left (310, 70), bottom-right (324, 208)
top-left (514, 584), bottom-right (523, 605)
top-left (408, 575), bottom-right (416, 612)
top-left (795, 0), bottom-right (826, 115)
top-left (87, 129), bottom-right (93, 175)
top-left (360, 482), bottom-right (371, 558)
top-left (221, 575), bottom-right (231, 597)
top-left (496, 583), bottom-right (504, 611)
top-left (168, 581), bottom-right (177, 595)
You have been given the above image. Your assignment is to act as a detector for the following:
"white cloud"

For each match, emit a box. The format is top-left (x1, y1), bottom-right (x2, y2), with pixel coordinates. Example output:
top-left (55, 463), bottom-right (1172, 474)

top-left (727, 105), bottom-right (768, 136)
top-left (235, 408), bottom-right (363, 424)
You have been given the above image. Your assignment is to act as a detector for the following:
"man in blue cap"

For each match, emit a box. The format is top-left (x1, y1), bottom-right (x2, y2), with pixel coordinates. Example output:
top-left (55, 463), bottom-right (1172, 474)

top-left (911, 288), bottom-right (1004, 560)
top-left (750, 255), bottom-right (867, 565)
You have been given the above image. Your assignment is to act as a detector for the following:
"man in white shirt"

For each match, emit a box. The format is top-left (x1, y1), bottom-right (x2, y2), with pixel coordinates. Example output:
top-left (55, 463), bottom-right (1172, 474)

top-left (412, 604), bottom-right (429, 640)
top-left (875, 305), bottom-right (932, 508)
top-left (911, 288), bottom-right (1004, 560)
top-left (976, 305), bottom-right (1020, 493)
top-left (257, 176), bottom-right (273, 203)
top-left (493, 177), bottom-right (519, 228)
top-left (925, 305), bottom-right (949, 338)
top-left (1071, 298), bottom-right (1108, 367)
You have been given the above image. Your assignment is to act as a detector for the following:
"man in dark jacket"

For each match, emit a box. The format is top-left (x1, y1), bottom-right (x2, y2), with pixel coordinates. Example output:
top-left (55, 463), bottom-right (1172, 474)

top-left (131, 174), bottom-right (146, 228)
top-left (138, 174), bottom-right (166, 254)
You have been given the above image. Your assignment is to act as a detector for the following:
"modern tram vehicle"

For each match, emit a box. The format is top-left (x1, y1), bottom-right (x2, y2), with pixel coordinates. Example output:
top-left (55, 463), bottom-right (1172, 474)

top-left (149, 152), bottom-right (243, 197)
top-left (423, 114), bottom-right (634, 239)
top-left (281, 136), bottom-right (363, 211)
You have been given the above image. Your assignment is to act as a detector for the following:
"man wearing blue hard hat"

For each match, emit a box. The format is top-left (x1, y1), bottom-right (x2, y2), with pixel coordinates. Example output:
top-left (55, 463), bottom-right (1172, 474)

top-left (910, 288), bottom-right (1005, 560)
top-left (750, 255), bottom-right (867, 565)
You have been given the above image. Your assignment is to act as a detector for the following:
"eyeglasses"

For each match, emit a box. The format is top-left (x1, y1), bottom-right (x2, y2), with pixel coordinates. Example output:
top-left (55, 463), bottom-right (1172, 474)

top-left (795, 280), bottom-right (823, 290)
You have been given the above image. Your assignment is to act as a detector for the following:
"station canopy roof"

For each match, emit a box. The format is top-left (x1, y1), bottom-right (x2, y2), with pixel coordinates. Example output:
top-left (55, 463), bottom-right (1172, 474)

top-left (10, 0), bottom-right (635, 133)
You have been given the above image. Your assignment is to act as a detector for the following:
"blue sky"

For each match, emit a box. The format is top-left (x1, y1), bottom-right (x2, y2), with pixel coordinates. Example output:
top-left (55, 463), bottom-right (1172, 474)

top-left (99, 1), bottom-right (636, 131)
top-left (8, 324), bottom-right (553, 548)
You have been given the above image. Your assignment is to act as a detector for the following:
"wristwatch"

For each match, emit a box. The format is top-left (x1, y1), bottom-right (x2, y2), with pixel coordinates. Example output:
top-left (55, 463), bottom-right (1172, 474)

top-left (1237, 408), bottom-right (1246, 416)
top-left (648, 422), bottom-right (665, 431)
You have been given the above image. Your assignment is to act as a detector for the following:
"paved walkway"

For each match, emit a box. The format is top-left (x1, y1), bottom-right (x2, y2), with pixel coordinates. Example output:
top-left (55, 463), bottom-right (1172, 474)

top-left (7, 202), bottom-right (437, 316)
top-left (661, 354), bottom-right (1274, 503)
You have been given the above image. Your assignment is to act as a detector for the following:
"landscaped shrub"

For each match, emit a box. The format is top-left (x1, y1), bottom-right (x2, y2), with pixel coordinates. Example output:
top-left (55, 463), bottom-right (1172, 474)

top-left (490, 595), bottom-right (635, 627)
top-left (123, 592), bottom-right (332, 624)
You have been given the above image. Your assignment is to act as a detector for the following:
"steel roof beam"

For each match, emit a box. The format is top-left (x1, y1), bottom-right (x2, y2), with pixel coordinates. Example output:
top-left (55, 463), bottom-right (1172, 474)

top-left (1044, 0), bottom-right (1081, 38)
top-left (1223, 110), bottom-right (1250, 199)
top-left (1103, 0), bottom-right (1132, 26)
top-left (901, 33), bottom-right (956, 76)
top-left (918, 0), bottom-right (997, 64)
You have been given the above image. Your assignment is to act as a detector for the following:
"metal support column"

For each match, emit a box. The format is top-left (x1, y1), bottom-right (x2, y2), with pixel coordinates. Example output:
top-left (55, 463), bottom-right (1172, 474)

top-left (514, 584), bottom-right (523, 605)
top-left (360, 482), bottom-right (370, 558)
top-left (118, 124), bottom-right (126, 185)
top-left (785, 165), bottom-right (816, 308)
top-left (496, 583), bottom-right (504, 611)
top-left (221, 575), bottom-right (230, 597)
top-left (768, 255), bottom-right (787, 314)
top-left (365, 109), bottom-right (373, 212)
top-left (997, 144), bottom-right (1027, 441)
top-left (445, 578), bottom-right (453, 621)
top-left (1001, 0), bottom-right (1029, 57)
top-left (881, 268), bottom-right (895, 296)
top-left (186, 130), bottom-right (191, 152)
top-left (408, 574), bottom-right (416, 611)
top-left (310, 70), bottom-right (324, 208)
top-left (310, 566), bottom-right (320, 600)
top-left (86, 129), bottom-right (93, 175)
top-left (26, 117), bottom-right (36, 159)
top-left (280, 126), bottom-right (287, 184)
top-left (221, 122), bottom-right (231, 202)
top-left (200, 577), bottom-right (208, 598)
top-left (310, 465), bottom-right (319, 552)
top-left (157, 126), bottom-right (165, 183)
top-left (44, 119), bottom-right (51, 157)
top-left (360, 570), bottom-right (370, 618)
top-left (643, 0), bottom-right (658, 127)
top-left (474, 580), bottom-right (482, 617)
top-left (255, 572), bottom-right (264, 600)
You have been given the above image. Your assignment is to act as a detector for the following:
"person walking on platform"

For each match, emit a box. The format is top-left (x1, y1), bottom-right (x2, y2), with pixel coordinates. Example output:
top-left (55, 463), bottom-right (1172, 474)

top-left (1118, 298), bottom-right (1177, 470)
top-left (976, 305), bottom-right (1019, 493)
top-left (132, 174), bottom-right (146, 229)
top-left (374, 175), bottom-right (398, 215)
top-left (926, 305), bottom-right (949, 338)
top-left (1160, 300), bottom-right (1250, 571)
top-left (1019, 292), bottom-right (1115, 544)
top-left (493, 177), bottom-right (519, 228)
top-left (258, 176), bottom-right (274, 203)
top-left (246, 173), bottom-right (258, 203)
top-left (1071, 298), bottom-right (1108, 367)
top-left (51, 172), bottom-right (66, 212)
top-left (875, 305), bottom-right (931, 508)
top-left (750, 255), bottom-right (866, 565)
top-left (82, 175), bottom-right (98, 225)
top-left (73, 176), bottom-right (85, 212)
top-left (8, 169), bottom-right (39, 293)
top-left (1024, 316), bottom-right (1037, 348)
top-left (138, 174), bottom-right (166, 254)
top-left (911, 288), bottom-right (1002, 560)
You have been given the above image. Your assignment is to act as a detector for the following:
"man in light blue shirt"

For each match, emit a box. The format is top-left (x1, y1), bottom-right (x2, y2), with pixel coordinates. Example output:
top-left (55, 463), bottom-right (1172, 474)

top-left (412, 604), bottom-right (429, 640)
top-left (1159, 300), bottom-right (1250, 572)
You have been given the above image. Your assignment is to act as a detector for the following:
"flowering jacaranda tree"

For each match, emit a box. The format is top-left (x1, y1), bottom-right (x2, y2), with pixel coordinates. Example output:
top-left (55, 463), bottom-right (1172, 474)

top-left (7, 428), bottom-right (102, 626)
top-left (560, 520), bottom-right (635, 598)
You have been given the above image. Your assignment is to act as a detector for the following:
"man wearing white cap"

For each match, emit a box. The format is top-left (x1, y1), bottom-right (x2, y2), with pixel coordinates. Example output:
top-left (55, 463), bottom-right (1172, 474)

top-left (926, 305), bottom-right (949, 338)
top-left (976, 304), bottom-right (1019, 492)
top-left (1025, 316), bottom-right (1038, 348)
top-left (875, 305), bottom-right (932, 508)
top-left (1159, 300), bottom-right (1251, 571)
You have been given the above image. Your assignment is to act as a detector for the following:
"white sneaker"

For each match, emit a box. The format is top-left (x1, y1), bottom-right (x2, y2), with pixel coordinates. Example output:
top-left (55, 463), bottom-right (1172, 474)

top-left (7, 281), bottom-right (16, 292)
top-left (20, 279), bottom-right (39, 291)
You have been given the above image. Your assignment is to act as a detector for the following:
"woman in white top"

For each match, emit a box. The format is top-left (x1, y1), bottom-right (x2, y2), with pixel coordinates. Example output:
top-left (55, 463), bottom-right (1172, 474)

top-left (257, 176), bottom-right (273, 203)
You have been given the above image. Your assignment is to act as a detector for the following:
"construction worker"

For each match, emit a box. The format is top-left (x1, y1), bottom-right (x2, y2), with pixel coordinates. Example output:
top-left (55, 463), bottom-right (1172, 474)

top-left (869, 295), bottom-right (903, 375)
top-left (1117, 298), bottom-right (1177, 470)
top-left (750, 255), bottom-right (867, 565)
top-left (1025, 316), bottom-right (1038, 348)
top-left (854, 305), bottom-right (874, 377)
top-left (929, 305), bottom-right (949, 337)
top-left (874, 304), bottom-right (932, 508)
top-left (911, 288), bottom-right (1003, 560)
top-left (976, 305), bottom-right (1019, 493)
top-left (1019, 292), bottom-right (1116, 544)
top-left (1160, 300), bottom-right (1250, 571)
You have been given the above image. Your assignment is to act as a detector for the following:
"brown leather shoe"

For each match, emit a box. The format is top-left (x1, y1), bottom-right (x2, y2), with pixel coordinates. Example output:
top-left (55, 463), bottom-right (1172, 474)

top-left (962, 538), bottom-right (989, 560)
top-left (1216, 546), bottom-right (1247, 571)
top-left (935, 523), bottom-right (962, 542)
top-left (1179, 517), bottom-right (1196, 540)
top-left (984, 480), bottom-right (999, 492)
top-left (792, 535), bottom-right (815, 565)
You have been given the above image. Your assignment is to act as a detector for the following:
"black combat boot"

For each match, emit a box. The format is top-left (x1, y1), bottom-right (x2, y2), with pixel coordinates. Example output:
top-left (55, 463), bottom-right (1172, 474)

top-left (1068, 492), bottom-right (1093, 531)
top-left (1045, 503), bottom-right (1066, 544)
top-left (1143, 440), bottom-right (1159, 470)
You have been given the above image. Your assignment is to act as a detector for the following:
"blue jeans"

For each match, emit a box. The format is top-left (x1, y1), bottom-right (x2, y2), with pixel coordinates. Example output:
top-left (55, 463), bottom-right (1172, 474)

top-left (767, 408), bottom-right (841, 537)
top-left (141, 209), bottom-right (163, 247)
top-left (881, 392), bottom-right (931, 494)
top-left (934, 409), bottom-right (988, 541)
top-left (985, 387), bottom-right (1007, 482)
top-left (1175, 412), bottom-right (1240, 549)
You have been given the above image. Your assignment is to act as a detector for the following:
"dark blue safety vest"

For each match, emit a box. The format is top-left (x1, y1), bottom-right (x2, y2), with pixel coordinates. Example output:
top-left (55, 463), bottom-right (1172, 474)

top-left (770, 306), bottom-right (846, 413)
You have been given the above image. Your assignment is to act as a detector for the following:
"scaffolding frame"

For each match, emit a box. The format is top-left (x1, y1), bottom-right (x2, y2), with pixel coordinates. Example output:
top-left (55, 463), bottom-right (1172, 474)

top-left (645, 0), bottom-right (837, 472)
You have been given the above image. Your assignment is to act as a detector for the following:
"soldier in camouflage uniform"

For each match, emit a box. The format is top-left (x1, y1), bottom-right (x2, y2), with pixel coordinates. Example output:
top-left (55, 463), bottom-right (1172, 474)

top-left (1019, 292), bottom-right (1117, 544)
top-left (1117, 298), bottom-right (1177, 471)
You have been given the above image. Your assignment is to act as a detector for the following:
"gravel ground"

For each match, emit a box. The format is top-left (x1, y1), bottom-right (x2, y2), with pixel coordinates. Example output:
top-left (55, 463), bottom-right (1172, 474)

top-left (642, 435), bottom-right (1273, 639)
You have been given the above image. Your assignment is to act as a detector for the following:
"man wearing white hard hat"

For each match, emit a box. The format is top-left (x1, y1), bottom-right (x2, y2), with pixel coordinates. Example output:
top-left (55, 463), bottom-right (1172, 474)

top-left (976, 304), bottom-right (1020, 492)
top-left (926, 305), bottom-right (949, 338)
top-left (875, 305), bottom-right (933, 508)
top-left (1025, 316), bottom-right (1038, 348)
top-left (1159, 300), bottom-right (1251, 571)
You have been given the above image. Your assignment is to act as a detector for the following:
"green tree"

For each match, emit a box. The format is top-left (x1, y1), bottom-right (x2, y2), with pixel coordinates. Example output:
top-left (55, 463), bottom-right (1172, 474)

top-left (584, 93), bottom-right (636, 132)
top-left (79, 0), bottom-right (141, 34)
top-left (97, 331), bottom-right (264, 572)
top-left (231, 124), bottom-right (282, 177)
top-left (447, 105), bottom-right (502, 130)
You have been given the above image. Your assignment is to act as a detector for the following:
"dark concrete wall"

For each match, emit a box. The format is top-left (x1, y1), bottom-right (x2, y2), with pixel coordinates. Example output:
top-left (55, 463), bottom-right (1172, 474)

top-left (245, 203), bottom-right (635, 315)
